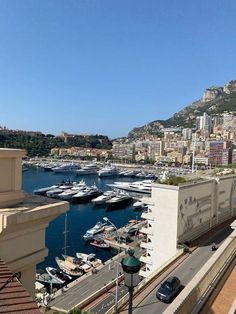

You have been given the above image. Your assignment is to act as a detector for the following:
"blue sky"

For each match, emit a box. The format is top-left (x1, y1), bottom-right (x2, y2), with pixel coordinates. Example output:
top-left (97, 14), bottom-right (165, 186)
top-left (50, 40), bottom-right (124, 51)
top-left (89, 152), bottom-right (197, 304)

top-left (0, 0), bottom-right (235, 139)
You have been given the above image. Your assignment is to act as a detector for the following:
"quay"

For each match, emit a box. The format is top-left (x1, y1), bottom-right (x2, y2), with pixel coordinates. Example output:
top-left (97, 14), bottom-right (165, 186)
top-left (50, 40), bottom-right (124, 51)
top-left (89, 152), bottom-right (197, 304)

top-left (46, 221), bottom-right (146, 313)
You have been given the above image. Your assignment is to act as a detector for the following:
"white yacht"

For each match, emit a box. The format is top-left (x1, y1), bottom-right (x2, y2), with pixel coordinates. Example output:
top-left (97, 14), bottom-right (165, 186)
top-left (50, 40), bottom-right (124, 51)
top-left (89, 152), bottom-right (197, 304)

top-left (75, 163), bottom-right (99, 175)
top-left (107, 180), bottom-right (152, 194)
top-left (98, 166), bottom-right (119, 177)
top-left (46, 267), bottom-right (71, 284)
top-left (58, 180), bottom-right (87, 200)
top-left (72, 184), bottom-right (102, 203)
top-left (52, 163), bottom-right (81, 173)
top-left (91, 190), bottom-right (117, 205)
top-left (83, 221), bottom-right (107, 241)
top-left (106, 191), bottom-right (133, 207)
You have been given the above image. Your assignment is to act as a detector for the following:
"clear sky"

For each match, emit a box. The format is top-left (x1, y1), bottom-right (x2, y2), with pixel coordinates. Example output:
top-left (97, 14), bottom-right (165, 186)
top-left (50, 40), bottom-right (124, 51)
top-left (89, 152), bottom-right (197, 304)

top-left (0, 0), bottom-right (236, 139)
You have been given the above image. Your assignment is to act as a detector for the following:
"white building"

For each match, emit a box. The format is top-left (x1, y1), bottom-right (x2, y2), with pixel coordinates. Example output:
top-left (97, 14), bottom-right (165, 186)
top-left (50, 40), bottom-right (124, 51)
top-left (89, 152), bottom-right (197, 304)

top-left (140, 176), bottom-right (236, 277)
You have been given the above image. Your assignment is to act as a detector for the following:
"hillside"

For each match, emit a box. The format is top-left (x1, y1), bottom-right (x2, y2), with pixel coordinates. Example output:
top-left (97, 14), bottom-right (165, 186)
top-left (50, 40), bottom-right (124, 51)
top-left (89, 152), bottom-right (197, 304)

top-left (128, 80), bottom-right (236, 139)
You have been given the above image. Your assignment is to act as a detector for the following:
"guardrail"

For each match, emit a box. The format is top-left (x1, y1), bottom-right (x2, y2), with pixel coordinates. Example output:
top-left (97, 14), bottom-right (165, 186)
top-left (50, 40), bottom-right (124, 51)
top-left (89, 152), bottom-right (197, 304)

top-left (164, 228), bottom-right (236, 314)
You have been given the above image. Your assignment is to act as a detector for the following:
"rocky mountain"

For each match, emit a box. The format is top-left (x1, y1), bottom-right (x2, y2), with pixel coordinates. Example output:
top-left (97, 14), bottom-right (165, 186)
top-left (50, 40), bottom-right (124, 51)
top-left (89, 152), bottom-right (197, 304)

top-left (128, 80), bottom-right (236, 139)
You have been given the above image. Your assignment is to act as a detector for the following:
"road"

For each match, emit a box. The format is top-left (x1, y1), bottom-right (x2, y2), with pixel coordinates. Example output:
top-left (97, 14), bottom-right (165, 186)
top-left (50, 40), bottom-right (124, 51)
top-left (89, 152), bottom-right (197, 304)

top-left (86, 225), bottom-right (232, 314)
top-left (132, 226), bottom-right (232, 314)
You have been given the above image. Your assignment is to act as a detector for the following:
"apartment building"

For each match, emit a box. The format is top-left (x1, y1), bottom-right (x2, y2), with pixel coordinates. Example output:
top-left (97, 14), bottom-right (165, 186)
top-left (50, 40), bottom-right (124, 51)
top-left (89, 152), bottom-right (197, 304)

top-left (140, 175), bottom-right (236, 277)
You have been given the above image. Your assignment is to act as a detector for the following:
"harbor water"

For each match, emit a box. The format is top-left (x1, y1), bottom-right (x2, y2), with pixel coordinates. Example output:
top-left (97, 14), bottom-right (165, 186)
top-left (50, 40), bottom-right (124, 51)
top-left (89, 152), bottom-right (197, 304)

top-left (22, 167), bottom-right (142, 270)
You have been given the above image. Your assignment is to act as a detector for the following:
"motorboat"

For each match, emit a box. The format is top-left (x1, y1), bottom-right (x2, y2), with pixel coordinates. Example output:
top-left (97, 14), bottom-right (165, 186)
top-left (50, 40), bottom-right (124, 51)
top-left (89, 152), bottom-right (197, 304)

top-left (52, 163), bottom-right (81, 173)
top-left (91, 190), bottom-right (117, 205)
top-left (76, 252), bottom-right (102, 268)
top-left (58, 180), bottom-right (88, 200)
top-left (34, 184), bottom-right (59, 196)
top-left (72, 185), bottom-right (102, 203)
top-left (83, 221), bottom-right (107, 241)
top-left (107, 180), bottom-right (152, 194)
top-left (46, 188), bottom-right (63, 198)
top-left (98, 166), bottom-right (119, 177)
top-left (106, 191), bottom-right (133, 207)
top-left (36, 272), bottom-right (63, 286)
top-left (90, 239), bottom-right (110, 249)
top-left (75, 163), bottom-right (99, 175)
top-left (55, 256), bottom-right (84, 277)
top-left (46, 267), bottom-right (72, 284)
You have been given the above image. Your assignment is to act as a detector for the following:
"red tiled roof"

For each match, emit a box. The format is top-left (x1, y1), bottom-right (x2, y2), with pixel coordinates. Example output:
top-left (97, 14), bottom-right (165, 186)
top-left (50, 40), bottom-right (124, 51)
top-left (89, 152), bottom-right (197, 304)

top-left (0, 260), bottom-right (41, 313)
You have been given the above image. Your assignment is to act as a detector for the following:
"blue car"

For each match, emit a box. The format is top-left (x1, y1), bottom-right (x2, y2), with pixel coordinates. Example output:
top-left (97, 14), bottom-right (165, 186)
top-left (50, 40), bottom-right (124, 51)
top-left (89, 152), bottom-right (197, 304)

top-left (156, 276), bottom-right (181, 303)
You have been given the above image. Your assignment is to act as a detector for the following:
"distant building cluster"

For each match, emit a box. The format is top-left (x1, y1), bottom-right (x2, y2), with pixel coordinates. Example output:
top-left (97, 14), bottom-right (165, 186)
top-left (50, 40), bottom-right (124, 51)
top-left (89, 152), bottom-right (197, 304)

top-left (112, 111), bottom-right (236, 167)
top-left (51, 146), bottom-right (111, 159)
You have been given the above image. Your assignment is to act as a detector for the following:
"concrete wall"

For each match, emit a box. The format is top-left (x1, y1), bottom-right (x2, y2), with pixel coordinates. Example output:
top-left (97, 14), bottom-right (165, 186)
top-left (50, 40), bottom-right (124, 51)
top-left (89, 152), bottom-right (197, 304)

top-left (0, 149), bottom-right (25, 208)
top-left (0, 149), bottom-right (69, 296)
top-left (149, 184), bottom-right (179, 272)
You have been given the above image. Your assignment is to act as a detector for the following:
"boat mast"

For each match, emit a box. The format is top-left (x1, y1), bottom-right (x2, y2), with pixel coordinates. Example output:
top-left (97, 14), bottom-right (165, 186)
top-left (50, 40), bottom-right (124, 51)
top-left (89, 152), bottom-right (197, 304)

top-left (63, 213), bottom-right (69, 256)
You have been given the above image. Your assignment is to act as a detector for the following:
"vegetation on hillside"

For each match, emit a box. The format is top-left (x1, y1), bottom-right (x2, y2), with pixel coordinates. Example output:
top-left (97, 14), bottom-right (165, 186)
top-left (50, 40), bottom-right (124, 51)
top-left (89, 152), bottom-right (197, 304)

top-left (0, 133), bottom-right (112, 157)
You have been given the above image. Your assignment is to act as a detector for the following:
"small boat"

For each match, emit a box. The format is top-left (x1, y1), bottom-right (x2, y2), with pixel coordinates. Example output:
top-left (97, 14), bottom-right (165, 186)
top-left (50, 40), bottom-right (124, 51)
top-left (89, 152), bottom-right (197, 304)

top-left (36, 272), bottom-right (63, 286)
top-left (90, 239), bottom-right (110, 249)
top-left (76, 252), bottom-right (102, 267)
top-left (46, 267), bottom-right (72, 284)
top-left (55, 256), bottom-right (84, 277)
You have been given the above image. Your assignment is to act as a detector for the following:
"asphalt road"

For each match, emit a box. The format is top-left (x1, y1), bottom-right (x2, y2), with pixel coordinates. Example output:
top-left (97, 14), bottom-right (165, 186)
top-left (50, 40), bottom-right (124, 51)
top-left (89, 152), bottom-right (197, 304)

top-left (132, 226), bottom-right (232, 314)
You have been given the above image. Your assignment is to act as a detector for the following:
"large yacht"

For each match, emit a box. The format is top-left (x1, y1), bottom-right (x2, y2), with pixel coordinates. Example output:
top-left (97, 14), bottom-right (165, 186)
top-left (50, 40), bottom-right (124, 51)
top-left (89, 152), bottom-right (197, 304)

top-left (107, 180), bottom-right (152, 194)
top-left (91, 190), bottom-right (117, 205)
top-left (51, 163), bottom-right (81, 173)
top-left (83, 221), bottom-right (107, 241)
top-left (106, 191), bottom-right (133, 207)
top-left (75, 163), bottom-right (99, 175)
top-left (72, 184), bottom-right (102, 203)
top-left (98, 166), bottom-right (119, 177)
top-left (58, 180), bottom-right (88, 200)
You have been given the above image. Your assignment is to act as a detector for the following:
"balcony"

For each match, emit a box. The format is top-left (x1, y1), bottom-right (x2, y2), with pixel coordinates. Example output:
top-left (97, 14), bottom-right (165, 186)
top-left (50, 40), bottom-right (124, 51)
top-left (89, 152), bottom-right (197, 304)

top-left (140, 241), bottom-right (153, 250)
top-left (139, 266), bottom-right (153, 278)
top-left (140, 226), bottom-right (154, 236)
top-left (141, 212), bottom-right (155, 221)
top-left (140, 254), bottom-right (153, 265)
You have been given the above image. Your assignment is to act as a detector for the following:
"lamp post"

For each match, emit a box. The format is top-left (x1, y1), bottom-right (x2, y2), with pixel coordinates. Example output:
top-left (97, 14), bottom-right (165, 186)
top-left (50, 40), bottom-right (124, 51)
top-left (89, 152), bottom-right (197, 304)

top-left (103, 216), bottom-right (120, 244)
top-left (121, 249), bottom-right (141, 314)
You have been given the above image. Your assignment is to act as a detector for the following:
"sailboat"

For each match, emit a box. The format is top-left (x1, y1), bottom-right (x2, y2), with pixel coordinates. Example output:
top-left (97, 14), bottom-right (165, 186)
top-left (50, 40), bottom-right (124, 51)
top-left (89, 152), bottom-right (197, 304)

top-left (55, 213), bottom-right (84, 277)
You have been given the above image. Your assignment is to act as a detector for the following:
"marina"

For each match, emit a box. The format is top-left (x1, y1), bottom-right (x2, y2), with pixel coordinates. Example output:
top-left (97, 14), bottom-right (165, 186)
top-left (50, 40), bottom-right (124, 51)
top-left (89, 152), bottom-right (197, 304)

top-left (23, 166), bottom-right (145, 272)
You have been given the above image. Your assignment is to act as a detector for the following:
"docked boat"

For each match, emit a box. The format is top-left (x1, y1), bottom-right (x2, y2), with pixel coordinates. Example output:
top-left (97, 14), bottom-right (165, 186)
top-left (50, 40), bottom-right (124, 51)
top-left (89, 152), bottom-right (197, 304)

top-left (91, 190), bottom-right (116, 205)
top-left (36, 272), bottom-right (63, 286)
top-left (76, 252), bottom-right (102, 268)
top-left (34, 184), bottom-right (59, 196)
top-left (105, 191), bottom-right (133, 207)
top-left (72, 184), bottom-right (102, 203)
top-left (75, 163), bottom-right (99, 175)
top-left (55, 256), bottom-right (84, 277)
top-left (52, 163), bottom-right (81, 173)
top-left (90, 239), bottom-right (110, 249)
top-left (83, 221), bottom-right (107, 241)
top-left (98, 166), bottom-right (119, 177)
top-left (107, 180), bottom-right (152, 195)
top-left (46, 188), bottom-right (64, 198)
top-left (46, 267), bottom-right (72, 284)
top-left (58, 180), bottom-right (88, 200)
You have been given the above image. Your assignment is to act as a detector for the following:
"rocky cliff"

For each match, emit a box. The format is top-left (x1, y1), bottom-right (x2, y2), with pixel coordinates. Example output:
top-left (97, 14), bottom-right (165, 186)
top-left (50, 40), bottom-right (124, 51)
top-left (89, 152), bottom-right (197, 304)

top-left (128, 80), bottom-right (236, 139)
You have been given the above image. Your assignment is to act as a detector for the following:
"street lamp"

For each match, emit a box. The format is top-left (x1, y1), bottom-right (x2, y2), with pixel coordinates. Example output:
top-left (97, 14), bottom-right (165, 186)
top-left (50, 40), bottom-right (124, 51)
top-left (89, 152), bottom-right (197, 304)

top-left (103, 216), bottom-right (120, 244)
top-left (121, 249), bottom-right (141, 314)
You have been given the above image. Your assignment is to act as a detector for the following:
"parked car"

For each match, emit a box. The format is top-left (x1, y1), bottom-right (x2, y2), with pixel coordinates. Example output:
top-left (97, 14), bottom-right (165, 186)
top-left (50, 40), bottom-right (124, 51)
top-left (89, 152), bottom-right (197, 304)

top-left (156, 276), bottom-right (181, 303)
